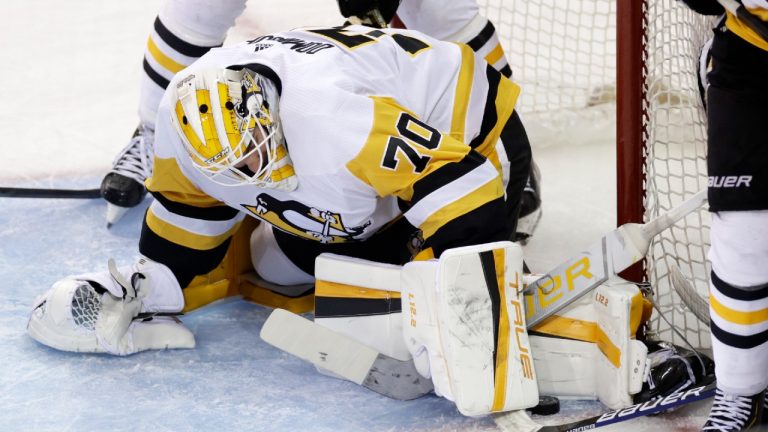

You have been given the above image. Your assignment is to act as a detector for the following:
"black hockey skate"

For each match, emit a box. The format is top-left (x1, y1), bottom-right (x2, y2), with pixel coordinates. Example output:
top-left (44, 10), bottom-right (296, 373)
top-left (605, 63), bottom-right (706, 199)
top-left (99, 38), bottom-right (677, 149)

top-left (702, 388), bottom-right (766, 431)
top-left (634, 341), bottom-right (715, 404)
top-left (763, 391), bottom-right (768, 426)
top-left (100, 125), bottom-right (154, 227)
top-left (514, 160), bottom-right (542, 244)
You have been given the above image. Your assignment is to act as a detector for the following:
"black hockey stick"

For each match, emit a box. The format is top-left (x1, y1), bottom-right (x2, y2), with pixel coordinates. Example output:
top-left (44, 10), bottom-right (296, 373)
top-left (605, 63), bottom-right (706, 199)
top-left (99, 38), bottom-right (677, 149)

top-left (494, 380), bottom-right (716, 431)
top-left (717, 0), bottom-right (768, 43)
top-left (0, 186), bottom-right (101, 199)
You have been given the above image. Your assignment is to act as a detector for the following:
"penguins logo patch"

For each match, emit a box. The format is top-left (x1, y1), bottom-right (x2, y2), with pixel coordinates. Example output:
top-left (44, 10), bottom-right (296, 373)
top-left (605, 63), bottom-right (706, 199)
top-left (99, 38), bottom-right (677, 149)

top-left (243, 194), bottom-right (371, 244)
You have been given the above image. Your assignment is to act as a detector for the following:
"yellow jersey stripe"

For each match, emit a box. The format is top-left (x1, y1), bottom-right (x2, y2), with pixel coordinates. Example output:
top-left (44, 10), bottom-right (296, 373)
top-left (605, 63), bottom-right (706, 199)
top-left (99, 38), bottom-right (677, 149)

top-left (418, 173), bottom-right (503, 239)
top-left (726, 10), bottom-right (768, 51)
top-left (147, 36), bottom-right (187, 74)
top-left (146, 207), bottom-right (241, 250)
top-left (484, 43), bottom-right (505, 67)
top-left (147, 157), bottom-right (225, 207)
top-left (450, 43), bottom-right (475, 143)
top-left (491, 248), bottom-right (510, 412)
top-left (711, 291), bottom-right (768, 325)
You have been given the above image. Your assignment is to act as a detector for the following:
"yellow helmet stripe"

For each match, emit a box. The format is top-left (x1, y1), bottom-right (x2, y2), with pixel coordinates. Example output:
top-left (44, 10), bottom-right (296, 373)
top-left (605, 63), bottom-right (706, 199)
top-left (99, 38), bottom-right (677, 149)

top-left (217, 81), bottom-right (244, 158)
top-left (174, 101), bottom-right (207, 166)
top-left (196, 89), bottom-right (225, 162)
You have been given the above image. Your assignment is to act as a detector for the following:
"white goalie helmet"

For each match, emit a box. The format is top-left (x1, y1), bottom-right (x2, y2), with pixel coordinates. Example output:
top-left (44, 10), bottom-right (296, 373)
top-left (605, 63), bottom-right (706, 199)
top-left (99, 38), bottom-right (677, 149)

top-left (170, 67), bottom-right (297, 190)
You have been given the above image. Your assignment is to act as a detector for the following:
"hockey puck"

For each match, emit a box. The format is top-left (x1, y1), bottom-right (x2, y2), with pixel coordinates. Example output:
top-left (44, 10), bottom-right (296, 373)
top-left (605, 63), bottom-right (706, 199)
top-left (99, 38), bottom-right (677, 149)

top-left (527, 395), bottom-right (560, 416)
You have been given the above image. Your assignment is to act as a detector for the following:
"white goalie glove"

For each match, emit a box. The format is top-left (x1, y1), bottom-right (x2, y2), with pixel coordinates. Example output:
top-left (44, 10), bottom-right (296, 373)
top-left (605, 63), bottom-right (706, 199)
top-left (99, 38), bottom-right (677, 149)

top-left (27, 257), bottom-right (194, 355)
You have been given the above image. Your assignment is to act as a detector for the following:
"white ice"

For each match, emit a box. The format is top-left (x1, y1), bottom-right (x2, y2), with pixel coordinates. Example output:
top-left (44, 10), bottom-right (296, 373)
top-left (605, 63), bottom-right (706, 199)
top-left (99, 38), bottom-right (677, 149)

top-left (0, 1), bottom-right (710, 430)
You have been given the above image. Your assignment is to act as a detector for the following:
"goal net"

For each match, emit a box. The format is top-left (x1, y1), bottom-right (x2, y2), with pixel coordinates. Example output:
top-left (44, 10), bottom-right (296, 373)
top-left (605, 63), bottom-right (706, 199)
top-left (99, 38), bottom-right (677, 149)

top-left (479, 0), bottom-right (716, 351)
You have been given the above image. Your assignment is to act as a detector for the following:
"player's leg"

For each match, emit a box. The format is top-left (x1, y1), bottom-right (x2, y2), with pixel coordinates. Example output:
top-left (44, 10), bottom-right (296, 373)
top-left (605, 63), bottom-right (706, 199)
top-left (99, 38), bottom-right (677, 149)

top-left (102, 0), bottom-right (247, 225)
top-left (702, 24), bottom-right (768, 431)
top-left (396, 0), bottom-right (511, 77)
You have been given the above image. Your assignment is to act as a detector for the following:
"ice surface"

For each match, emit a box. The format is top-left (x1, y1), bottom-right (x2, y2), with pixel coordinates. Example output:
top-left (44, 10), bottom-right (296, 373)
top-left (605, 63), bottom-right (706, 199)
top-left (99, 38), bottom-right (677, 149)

top-left (0, 1), bottom-right (711, 430)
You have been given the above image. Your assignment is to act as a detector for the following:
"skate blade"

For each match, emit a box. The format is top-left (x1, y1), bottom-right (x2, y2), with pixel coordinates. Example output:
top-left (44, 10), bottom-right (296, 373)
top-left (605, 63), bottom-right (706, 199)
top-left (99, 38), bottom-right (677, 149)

top-left (105, 203), bottom-right (130, 228)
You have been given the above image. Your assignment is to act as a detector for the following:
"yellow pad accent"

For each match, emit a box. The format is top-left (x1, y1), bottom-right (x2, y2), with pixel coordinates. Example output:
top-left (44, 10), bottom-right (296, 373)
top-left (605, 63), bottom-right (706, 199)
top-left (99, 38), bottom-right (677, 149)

top-left (240, 280), bottom-right (314, 314)
top-left (491, 248), bottom-right (511, 412)
top-left (180, 218), bottom-right (316, 314)
top-left (532, 315), bottom-right (623, 368)
top-left (316, 280), bottom-right (401, 300)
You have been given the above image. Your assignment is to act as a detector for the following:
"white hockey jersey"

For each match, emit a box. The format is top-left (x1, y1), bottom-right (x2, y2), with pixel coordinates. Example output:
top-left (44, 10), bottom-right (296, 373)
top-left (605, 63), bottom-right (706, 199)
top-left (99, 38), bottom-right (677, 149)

top-left (142, 25), bottom-right (523, 285)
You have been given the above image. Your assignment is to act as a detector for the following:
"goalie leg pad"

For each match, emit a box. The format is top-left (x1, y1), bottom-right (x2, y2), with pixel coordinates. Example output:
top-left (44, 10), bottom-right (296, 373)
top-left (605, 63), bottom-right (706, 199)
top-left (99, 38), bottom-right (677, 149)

top-left (313, 253), bottom-right (409, 361)
top-left (402, 241), bottom-right (539, 416)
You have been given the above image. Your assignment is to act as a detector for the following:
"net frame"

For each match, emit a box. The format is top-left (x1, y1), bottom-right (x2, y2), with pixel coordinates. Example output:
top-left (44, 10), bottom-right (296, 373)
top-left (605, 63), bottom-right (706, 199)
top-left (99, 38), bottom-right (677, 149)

top-left (478, 0), bottom-right (715, 351)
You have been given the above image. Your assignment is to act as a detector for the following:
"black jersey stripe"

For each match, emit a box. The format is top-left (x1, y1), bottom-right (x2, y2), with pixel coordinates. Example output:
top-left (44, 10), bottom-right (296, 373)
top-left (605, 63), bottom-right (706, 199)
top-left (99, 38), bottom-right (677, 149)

top-left (314, 296), bottom-right (402, 318)
top-left (150, 191), bottom-right (240, 221)
top-left (498, 64), bottom-right (512, 78)
top-left (467, 21), bottom-right (496, 52)
top-left (712, 270), bottom-right (768, 301)
top-left (469, 65), bottom-right (502, 149)
top-left (426, 198), bottom-right (510, 257)
top-left (154, 17), bottom-right (221, 58)
top-left (410, 150), bottom-right (487, 206)
top-left (710, 320), bottom-right (768, 349)
top-left (139, 214), bottom-right (231, 288)
top-left (142, 58), bottom-right (170, 89)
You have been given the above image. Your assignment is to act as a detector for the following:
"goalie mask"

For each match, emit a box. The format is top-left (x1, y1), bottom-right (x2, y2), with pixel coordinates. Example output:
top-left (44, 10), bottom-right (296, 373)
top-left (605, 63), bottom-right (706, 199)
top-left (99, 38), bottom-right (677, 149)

top-left (170, 68), bottom-right (297, 190)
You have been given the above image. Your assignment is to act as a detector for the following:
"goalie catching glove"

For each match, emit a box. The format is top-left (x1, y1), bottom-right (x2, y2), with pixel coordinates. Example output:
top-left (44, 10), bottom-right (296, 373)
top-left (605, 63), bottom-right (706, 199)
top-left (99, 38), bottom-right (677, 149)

top-left (27, 257), bottom-right (194, 355)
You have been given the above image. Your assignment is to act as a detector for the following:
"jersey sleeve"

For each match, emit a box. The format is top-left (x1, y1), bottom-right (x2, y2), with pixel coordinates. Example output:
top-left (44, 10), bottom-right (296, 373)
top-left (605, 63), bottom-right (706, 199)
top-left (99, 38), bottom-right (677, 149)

top-left (139, 111), bottom-right (245, 288)
top-left (345, 95), bottom-right (510, 259)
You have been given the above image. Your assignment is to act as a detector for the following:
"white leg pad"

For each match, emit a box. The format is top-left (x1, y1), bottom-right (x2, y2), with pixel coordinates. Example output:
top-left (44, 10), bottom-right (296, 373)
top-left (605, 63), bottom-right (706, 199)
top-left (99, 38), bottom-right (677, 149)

top-left (402, 241), bottom-right (539, 416)
top-left (313, 253), bottom-right (409, 361)
top-left (528, 278), bottom-right (648, 409)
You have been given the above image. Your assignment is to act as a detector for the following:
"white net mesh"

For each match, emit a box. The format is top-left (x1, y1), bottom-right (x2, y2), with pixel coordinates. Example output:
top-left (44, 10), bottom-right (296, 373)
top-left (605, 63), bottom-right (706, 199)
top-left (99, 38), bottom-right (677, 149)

top-left (71, 282), bottom-right (102, 331)
top-left (642, 2), bottom-right (715, 351)
top-left (478, 0), bottom-right (715, 350)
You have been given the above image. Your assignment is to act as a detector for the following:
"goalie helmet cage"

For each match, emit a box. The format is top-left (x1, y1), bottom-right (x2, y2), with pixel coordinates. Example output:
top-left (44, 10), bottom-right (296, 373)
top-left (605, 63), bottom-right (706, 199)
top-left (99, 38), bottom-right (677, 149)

top-left (478, 0), bottom-right (716, 351)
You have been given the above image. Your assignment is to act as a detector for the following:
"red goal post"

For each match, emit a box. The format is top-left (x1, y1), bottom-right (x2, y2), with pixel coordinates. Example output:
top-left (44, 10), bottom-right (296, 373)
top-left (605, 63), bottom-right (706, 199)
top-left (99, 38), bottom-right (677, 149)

top-left (478, 0), bottom-right (715, 351)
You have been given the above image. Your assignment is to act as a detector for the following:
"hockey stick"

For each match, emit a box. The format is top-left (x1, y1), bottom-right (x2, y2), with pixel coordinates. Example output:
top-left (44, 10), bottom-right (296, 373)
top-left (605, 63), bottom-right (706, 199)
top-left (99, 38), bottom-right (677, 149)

top-left (716, 0), bottom-right (768, 43)
top-left (494, 380), bottom-right (716, 432)
top-left (669, 264), bottom-right (711, 326)
top-left (260, 308), bottom-right (434, 401)
top-left (0, 186), bottom-right (101, 199)
top-left (264, 309), bottom-right (718, 427)
top-left (524, 190), bottom-right (707, 327)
